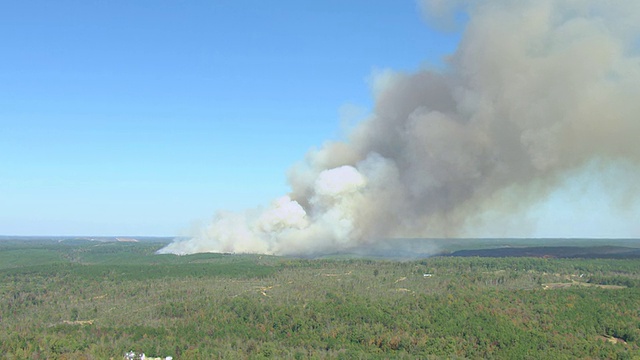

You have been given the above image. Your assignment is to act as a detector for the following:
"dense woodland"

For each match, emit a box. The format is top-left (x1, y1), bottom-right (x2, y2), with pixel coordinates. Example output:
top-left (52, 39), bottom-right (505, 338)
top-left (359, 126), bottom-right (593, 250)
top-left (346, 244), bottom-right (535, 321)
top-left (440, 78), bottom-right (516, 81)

top-left (1, 239), bottom-right (639, 359)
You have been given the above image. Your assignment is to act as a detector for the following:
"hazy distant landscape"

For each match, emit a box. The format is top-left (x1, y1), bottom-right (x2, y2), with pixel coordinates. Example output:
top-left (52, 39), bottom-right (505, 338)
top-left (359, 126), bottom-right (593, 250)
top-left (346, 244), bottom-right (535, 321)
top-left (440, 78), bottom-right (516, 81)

top-left (4, 236), bottom-right (638, 258)
top-left (1, 237), bottom-right (639, 358)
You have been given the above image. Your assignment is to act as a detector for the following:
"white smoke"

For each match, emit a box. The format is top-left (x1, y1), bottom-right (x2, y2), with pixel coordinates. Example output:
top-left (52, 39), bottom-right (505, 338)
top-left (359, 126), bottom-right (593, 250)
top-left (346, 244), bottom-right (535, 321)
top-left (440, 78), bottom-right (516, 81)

top-left (159, 0), bottom-right (640, 255)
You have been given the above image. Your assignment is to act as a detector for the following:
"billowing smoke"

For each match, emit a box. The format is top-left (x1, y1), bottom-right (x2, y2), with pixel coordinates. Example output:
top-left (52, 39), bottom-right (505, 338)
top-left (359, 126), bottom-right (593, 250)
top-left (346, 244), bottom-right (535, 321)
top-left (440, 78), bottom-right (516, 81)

top-left (159, 0), bottom-right (640, 255)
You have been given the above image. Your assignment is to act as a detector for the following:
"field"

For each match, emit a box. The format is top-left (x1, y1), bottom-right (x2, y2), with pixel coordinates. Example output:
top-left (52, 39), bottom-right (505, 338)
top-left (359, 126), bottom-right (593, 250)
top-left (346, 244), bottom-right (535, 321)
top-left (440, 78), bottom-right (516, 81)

top-left (1, 238), bottom-right (639, 359)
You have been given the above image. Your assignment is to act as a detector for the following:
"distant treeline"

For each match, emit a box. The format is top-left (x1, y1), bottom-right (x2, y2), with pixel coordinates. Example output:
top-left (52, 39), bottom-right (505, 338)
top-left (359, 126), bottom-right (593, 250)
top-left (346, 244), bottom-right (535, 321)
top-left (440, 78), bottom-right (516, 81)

top-left (446, 246), bottom-right (640, 259)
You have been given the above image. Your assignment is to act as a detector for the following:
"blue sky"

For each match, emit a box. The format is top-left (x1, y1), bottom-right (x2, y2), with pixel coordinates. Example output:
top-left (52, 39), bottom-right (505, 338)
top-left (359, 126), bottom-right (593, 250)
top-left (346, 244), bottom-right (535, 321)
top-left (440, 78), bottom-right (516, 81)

top-left (1, 1), bottom-right (459, 236)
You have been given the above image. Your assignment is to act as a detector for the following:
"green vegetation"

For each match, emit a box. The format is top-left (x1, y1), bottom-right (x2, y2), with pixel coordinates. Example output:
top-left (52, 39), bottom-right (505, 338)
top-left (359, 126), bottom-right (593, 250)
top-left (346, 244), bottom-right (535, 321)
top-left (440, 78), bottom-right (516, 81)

top-left (1, 239), bottom-right (639, 359)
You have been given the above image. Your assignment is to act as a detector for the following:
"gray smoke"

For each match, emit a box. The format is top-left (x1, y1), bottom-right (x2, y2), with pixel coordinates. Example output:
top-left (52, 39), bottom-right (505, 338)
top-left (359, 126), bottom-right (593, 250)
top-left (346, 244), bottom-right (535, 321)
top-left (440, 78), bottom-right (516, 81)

top-left (159, 0), bottom-right (640, 255)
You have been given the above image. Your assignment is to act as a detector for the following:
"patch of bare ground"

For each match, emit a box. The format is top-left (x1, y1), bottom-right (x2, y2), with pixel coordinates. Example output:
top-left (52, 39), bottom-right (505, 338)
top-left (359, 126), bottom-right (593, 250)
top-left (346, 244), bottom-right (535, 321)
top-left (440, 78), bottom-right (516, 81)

top-left (596, 335), bottom-right (628, 345)
top-left (62, 320), bottom-right (94, 325)
top-left (255, 285), bottom-right (278, 297)
top-left (393, 288), bottom-right (414, 294)
top-left (542, 280), bottom-right (626, 290)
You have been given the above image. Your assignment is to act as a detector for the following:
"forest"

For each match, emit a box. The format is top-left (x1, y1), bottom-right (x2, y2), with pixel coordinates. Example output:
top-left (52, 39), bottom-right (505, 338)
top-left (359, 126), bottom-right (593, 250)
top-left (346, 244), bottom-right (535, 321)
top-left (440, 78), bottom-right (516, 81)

top-left (1, 238), bottom-right (639, 359)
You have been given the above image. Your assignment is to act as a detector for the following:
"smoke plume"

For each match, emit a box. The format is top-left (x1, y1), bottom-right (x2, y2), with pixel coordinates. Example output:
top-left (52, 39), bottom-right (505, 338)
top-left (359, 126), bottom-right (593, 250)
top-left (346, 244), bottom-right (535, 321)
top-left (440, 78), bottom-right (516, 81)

top-left (159, 0), bottom-right (640, 255)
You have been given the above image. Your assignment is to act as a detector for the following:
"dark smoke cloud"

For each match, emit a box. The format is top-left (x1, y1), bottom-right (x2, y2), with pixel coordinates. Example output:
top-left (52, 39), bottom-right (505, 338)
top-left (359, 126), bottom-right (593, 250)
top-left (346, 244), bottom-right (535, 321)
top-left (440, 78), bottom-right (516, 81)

top-left (159, 0), bottom-right (640, 255)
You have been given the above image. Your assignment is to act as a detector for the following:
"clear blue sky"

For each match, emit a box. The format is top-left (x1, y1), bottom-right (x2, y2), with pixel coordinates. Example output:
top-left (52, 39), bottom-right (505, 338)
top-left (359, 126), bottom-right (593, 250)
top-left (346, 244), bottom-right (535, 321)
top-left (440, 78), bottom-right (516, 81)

top-left (1, 1), bottom-right (460, 236)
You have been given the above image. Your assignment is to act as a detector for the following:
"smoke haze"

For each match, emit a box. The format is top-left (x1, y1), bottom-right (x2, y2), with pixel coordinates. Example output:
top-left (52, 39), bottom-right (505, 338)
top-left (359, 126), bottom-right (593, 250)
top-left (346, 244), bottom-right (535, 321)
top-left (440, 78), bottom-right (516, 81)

top-left (159, 0), bottom-right (640, 256)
